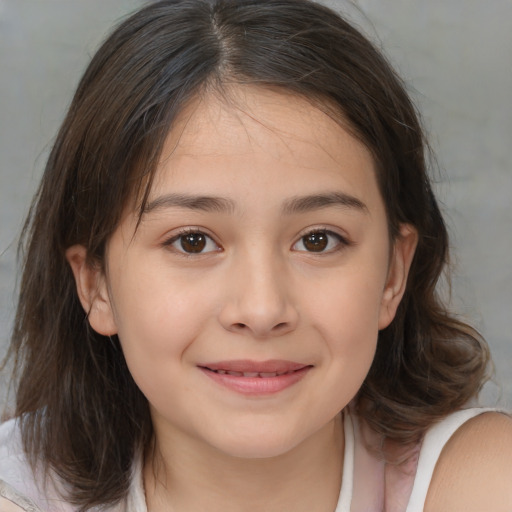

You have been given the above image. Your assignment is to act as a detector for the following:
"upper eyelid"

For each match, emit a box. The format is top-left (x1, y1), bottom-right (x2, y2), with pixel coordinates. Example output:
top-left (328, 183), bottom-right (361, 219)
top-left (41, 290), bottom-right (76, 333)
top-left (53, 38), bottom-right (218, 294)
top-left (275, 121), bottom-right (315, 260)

top-left (163, 227), bottom-right (218, 244)
top-left (291, 229), bottom-right (349, 252)
top-left (295, 226), bottom-right (350, 242)
top-left (162, 229), bottom-right (222, 256)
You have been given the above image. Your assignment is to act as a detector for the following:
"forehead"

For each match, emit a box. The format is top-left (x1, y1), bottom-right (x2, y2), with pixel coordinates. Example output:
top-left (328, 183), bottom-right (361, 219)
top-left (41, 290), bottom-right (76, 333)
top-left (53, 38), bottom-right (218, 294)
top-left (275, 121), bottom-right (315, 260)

top-left (148, 86), bottom-right (380, 210)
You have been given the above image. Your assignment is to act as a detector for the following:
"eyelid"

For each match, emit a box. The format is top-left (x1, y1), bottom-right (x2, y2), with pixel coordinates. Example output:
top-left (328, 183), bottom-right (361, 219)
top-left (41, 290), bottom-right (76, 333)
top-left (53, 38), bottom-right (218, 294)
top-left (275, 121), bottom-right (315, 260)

top-left (292, 227), bottom-right (351, 253)
top-left (162, 227), bottom-right (222, 255)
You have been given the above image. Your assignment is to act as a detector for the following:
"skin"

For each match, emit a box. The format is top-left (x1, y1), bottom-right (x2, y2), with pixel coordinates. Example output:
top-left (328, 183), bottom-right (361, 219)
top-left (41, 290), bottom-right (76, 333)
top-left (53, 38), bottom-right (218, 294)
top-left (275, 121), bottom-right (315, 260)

top-left (67, 86), bottom-right (419, 511)
top-left (424, 412), bottom-right (512, 512)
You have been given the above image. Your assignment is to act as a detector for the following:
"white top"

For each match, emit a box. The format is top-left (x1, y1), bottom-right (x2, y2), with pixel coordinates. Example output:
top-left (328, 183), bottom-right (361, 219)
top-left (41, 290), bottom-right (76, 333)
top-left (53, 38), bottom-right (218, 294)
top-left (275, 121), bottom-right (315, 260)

top-left (0, 407), bottom-right (498, 512)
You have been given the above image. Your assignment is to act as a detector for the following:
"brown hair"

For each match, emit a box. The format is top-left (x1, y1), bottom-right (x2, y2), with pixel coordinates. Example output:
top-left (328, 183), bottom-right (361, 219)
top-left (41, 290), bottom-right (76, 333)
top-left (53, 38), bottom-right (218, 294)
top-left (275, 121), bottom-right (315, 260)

top-left (7, 0), bottom-right (489, 508)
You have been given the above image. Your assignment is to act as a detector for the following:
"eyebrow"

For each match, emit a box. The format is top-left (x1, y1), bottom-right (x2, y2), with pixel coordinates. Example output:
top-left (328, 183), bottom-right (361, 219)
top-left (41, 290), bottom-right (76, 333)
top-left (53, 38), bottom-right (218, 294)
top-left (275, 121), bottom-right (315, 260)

top-left (144, 193), bottom-right (236, 214)
top-left (281, 192), bottom-right (368, 215)
top-left (143, 191), bottom-right (367, 216)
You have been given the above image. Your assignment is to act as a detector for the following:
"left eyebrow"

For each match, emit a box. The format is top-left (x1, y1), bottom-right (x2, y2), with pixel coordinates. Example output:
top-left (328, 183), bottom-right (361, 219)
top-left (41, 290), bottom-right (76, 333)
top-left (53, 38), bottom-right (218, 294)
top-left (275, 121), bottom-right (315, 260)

top-left (143, 193), bottom-right (236, 215)
top-left (281, 192), bottom-right (368, 215)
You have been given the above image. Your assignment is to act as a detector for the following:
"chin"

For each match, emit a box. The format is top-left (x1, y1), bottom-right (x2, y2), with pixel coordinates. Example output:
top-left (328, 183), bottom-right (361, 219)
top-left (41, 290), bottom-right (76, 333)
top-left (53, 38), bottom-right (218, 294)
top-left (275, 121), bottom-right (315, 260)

top-left (209, 425), bottom-right (311, 460)
top-left (221, 441), bottom-right (299, 460)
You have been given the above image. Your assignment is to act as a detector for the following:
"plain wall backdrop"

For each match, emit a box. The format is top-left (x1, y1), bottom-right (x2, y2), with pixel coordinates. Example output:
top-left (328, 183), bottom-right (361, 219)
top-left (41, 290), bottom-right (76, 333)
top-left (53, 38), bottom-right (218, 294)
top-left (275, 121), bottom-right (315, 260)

top-left (1, 0), bottom-right (511, 407)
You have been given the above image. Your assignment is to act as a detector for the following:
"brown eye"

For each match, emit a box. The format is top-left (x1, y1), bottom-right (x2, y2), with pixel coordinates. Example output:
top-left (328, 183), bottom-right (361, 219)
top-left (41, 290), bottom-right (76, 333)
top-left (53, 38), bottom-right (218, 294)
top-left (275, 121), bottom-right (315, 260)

top-left (180, 233), bottom-right (207, 253)
top-left (302, 232), bottom-right (329, 252)
top-left (166, 230), bottom-right (220, 254)
top-left (293, 230), bottom-right (346, 253)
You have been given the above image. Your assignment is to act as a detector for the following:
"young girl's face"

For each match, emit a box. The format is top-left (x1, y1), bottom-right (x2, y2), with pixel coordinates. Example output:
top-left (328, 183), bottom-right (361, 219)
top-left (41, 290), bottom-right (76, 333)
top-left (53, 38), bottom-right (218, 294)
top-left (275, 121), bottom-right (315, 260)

top-left (69, 86), bottom-right (416, 460)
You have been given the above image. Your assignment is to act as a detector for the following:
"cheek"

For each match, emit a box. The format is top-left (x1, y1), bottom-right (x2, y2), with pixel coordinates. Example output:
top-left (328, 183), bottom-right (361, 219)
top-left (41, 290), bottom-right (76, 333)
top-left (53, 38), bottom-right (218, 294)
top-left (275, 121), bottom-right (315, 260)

top-left (112, 266), bottom-right (215, 344)
top-left (306, 267), bottom-right (385, 385)
top-left (309, 267), bottom-right (387, 337)
top-left (108, 266), bottom-right (224, 397)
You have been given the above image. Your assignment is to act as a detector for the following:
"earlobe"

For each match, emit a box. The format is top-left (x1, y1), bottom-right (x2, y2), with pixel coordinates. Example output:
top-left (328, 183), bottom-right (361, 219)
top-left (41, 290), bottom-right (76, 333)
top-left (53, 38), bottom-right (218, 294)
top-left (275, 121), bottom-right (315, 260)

top-left (378, 224), bottom-right (418, 329)
top-left (65, 245), bottom-right (118, 336)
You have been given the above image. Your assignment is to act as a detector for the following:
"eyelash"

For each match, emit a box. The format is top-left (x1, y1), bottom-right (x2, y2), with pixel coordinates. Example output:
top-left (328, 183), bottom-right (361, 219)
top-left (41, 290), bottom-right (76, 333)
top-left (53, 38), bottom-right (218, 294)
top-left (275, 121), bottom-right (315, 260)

top-left (292, 228), bottom-right (350, 254)
top-left (163, 228), bottom-right (221, 256)
top-left (163, 227), bottom-right (350, 256)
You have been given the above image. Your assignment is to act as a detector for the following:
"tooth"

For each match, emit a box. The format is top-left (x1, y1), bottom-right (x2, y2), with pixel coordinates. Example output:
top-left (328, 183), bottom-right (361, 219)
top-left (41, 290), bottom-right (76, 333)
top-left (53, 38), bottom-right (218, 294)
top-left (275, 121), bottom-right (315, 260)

top-left (227, 371), bottom-right (243, 376)
top-left (259, 372), bottom-right (277, 378)
top-left (243, 372), bottom-right (259, 378)
top-left (217, 370), bottom-right (227, 375)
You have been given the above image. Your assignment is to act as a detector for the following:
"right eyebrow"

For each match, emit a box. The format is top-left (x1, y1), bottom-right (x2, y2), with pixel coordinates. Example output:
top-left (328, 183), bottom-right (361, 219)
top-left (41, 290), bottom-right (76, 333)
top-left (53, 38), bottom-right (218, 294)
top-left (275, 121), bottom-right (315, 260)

top-left (281, 192), bottom-right (368, 215)
top-left (143, 193), bottom-right (237, 215)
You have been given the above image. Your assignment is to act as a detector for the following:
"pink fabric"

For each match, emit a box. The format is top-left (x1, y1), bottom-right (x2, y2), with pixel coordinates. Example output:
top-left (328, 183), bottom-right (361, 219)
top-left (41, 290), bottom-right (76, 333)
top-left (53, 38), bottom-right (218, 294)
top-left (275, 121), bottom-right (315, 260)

top-left (345, 406), bottom-right (500, 512)
top-left (348, 411), bottom-right (419, 512)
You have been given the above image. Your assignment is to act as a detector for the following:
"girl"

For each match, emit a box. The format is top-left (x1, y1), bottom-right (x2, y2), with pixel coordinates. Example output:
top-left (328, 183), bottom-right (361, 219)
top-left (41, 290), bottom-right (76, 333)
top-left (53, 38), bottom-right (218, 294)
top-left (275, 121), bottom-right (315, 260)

top-left (1, 0), bottom-right (511, 510)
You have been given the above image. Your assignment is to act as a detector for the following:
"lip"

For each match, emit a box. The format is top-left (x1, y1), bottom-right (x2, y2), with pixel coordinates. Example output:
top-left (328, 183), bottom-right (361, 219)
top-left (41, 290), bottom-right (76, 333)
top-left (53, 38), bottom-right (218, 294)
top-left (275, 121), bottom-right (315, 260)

top-left (198, 360), bottom-right (312, 396)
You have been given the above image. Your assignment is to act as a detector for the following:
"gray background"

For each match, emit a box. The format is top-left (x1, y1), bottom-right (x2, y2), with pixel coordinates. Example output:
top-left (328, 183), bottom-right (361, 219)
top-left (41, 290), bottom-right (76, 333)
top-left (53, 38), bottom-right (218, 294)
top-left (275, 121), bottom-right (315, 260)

top-left (1, 0), bottom-right (511, 409)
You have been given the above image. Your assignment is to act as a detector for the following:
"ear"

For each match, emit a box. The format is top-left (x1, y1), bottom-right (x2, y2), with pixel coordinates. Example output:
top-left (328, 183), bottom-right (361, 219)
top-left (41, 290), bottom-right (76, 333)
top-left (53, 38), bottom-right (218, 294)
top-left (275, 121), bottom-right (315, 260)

top-left (378, 224), bottom-right (418, 329)
top-left (66, 245), bottom-right (118, 336)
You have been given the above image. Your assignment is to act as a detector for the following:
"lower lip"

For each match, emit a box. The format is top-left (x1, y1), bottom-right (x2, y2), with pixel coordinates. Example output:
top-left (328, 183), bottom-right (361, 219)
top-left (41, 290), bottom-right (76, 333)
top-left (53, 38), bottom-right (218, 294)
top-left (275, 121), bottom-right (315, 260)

top-left (200, 367), bottom-right (312, 396)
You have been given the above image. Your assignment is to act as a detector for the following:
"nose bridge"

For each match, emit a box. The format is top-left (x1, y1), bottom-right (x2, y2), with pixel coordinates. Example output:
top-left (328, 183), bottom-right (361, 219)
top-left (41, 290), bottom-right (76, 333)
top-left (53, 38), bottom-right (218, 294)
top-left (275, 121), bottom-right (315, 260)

top-left (219, 243), bottom-right (298, 337)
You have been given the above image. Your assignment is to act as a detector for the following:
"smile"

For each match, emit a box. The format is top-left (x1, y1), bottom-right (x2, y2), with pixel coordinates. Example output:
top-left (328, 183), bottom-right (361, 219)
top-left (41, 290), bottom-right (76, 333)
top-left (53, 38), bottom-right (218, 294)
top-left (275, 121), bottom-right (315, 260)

top-left (199, 360), bottom-right (312, 395)
top-left (207, 369), bottom-right (299, 378)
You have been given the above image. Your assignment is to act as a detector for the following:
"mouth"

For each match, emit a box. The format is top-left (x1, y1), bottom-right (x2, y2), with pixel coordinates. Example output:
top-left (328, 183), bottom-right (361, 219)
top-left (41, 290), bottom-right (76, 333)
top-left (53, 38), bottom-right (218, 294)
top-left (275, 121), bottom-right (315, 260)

top-left (198, 360), bottom-right (312, 395)
top-left (203, 368), bottom-right (302, 378)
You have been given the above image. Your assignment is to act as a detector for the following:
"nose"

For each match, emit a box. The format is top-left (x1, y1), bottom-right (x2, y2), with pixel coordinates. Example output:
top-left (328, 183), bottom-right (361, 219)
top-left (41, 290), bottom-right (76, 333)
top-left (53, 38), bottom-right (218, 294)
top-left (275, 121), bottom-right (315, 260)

top-left (218, 250), bottom-right (299, 339)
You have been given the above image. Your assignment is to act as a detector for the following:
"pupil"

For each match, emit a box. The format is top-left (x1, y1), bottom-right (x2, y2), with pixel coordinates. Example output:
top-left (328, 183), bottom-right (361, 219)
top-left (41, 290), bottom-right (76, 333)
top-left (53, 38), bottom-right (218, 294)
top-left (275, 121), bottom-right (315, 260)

top-left (181, 233), bottom-right (206, 253)
top-left (304, 232), bottom-right (328, 252)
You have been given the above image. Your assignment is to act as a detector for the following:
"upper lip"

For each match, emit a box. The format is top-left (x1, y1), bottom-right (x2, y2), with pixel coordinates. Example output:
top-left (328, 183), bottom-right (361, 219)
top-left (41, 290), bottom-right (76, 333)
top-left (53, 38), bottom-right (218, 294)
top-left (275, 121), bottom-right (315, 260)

top-left (199, 360), bottom-right (310, 374)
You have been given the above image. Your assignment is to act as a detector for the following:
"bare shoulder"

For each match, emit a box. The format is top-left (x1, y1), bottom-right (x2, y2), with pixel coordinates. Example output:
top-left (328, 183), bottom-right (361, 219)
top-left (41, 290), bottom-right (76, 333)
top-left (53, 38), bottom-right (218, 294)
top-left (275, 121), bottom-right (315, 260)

top-left (0, 496), bottom-right (29, 512)
top-left (425, 412), bottom-right (512, 512)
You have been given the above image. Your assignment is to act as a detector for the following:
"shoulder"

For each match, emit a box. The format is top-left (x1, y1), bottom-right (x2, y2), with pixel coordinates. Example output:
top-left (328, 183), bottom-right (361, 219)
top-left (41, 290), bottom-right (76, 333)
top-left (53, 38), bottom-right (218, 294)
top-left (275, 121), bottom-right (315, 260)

top-left (0, 419), bottom-right (37, 512)
top-left (0, 419), bottom-right (44, 512)
top-left (0, 482), bottom-right (41, 512)
top-left (425, 411), bottom-right (512, 512)
top-left (0, 418), bottom-right (131, 512)
top-left (0, 497), bottom-right (30, 512)
top-left (0, 418), bottom-right (27, 477)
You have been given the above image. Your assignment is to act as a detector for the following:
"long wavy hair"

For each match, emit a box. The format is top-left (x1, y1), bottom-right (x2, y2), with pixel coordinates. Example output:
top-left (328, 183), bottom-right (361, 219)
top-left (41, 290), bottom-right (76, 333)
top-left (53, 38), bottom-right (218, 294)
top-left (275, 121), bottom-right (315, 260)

top-left (7, 0), bottom-right (490, 508)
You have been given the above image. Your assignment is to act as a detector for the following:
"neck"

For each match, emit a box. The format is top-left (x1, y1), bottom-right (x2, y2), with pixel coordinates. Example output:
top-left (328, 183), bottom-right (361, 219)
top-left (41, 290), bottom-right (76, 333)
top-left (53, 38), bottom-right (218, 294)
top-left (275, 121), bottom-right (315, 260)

top-left (144, 414), bottom-right (344, 512)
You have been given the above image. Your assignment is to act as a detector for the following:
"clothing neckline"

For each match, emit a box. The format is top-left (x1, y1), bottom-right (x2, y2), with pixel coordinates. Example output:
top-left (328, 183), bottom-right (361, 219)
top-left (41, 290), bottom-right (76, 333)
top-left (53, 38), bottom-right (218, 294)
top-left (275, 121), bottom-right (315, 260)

top-left (126, 411), bottom-right (354, 512)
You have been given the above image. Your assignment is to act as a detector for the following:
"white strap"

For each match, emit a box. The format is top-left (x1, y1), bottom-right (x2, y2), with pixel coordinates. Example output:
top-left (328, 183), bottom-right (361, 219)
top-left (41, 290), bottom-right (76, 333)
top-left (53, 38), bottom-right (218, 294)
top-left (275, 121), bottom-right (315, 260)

top-left (0, 480), bottom-right (41, 512)
top-left (405, 407), bottom-right (499, 511)
top-left (335, 411), bottom-right (355, 512)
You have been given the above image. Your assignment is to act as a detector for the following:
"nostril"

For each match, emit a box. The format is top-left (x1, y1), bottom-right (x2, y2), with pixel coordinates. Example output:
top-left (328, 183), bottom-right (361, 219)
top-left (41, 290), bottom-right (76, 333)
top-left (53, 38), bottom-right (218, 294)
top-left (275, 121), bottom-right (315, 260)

top-left (233, 323), bottom-right (246, 330)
